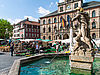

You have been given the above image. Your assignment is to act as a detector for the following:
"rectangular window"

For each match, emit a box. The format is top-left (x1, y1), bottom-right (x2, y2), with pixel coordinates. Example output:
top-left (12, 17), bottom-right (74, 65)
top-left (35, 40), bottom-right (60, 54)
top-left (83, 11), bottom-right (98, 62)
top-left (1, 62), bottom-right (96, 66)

top-left (26, 29), bottom-right (27, 32)
top-left (26, 25), bottom-right (27, 28)
top-left (74, 3), bottom-right (78, 9)
top-left (29, 33), bottom-right (31, 37)
top-left (32, 29), bottom-right (34, 32)
top-left (35, 34), bottom-right (36, 37)
top-left (60, 7), bottom-right (63, 12)
top-left (37, 29), bottom-right (39, 33)
top-left (32, 26), bottom-right (33, 28)
top-left (32, 34), bottom-right (34, 37)
top-left (17, 34), bottom-right (19, 37)
top-left (37, 34), bottom-right (39, 37)
top-left (26, 33), bottom-right (28, 37)
top-left (29, 28), bottom-right (31, 32)
top-left (34, 29), bottom-right (36, 32)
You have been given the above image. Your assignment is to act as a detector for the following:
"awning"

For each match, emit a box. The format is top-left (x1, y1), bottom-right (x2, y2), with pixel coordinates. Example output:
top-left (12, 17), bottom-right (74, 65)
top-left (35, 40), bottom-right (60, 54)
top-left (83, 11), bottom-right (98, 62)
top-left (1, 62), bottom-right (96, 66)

top-left (42, 39), bottom-right (52, 42)
top-left (0, 39), bottom-right (4, 41)
top-left (36, 39), bottom-right (42, 41)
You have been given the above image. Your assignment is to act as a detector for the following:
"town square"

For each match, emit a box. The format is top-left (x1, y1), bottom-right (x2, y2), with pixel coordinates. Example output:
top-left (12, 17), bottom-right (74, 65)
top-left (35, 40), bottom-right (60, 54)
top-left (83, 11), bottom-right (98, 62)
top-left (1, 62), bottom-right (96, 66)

top-left (0, 0), bottom-right (100, 75)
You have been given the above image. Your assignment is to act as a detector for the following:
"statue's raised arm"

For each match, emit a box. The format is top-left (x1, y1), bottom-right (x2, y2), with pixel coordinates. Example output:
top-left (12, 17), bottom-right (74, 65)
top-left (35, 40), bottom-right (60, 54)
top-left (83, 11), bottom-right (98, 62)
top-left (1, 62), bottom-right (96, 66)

top-left (72, 13), bottom-right (81, 22)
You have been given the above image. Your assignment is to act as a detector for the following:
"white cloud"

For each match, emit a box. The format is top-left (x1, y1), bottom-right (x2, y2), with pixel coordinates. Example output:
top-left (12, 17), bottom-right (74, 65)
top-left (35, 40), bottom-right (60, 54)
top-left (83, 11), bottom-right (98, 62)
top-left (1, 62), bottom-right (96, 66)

top-left (7, 16), bottom-right (38, 25)
top-left (49, 2), bottom-right (54, 7)
top-left (49, 2), bottom-right (58, 8)
top-left (24, 16), bottom-right (38, 22)
top-left (56, 2), bottom-right (58, 5)
top-left (7, 18), bottom-right (22, 25)
top-left (38, 6), bottom-right (50, 16)
top-left (59, 0), bottom-right (64, 3)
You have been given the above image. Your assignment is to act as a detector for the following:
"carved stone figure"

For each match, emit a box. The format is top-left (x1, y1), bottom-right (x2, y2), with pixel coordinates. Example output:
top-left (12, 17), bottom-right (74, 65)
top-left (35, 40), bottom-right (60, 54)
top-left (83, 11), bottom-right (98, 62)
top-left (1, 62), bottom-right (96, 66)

top-left (72, 7), bottom-right (93, 55)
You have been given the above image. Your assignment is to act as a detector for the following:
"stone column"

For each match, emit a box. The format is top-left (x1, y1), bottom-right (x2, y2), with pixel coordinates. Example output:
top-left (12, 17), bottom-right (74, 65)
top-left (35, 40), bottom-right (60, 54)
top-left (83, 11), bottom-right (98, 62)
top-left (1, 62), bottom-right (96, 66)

top-left (70, 27), bottom-right (73, 52)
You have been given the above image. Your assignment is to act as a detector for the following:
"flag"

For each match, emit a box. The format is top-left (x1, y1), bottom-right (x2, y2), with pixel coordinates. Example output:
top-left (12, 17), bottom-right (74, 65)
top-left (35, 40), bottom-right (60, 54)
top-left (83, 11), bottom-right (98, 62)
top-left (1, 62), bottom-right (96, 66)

top-left (67, 15), bottom-right (70, 25)
top-left (67, 15), bottom-right (71, 27)
top-left (62, 18), bottom-right (66, 28)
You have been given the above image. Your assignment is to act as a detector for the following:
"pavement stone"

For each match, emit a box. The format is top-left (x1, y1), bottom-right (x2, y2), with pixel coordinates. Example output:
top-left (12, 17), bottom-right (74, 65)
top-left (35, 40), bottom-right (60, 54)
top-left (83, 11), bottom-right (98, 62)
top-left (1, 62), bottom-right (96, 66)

top-left (0, 52), bottom-right (24, 75)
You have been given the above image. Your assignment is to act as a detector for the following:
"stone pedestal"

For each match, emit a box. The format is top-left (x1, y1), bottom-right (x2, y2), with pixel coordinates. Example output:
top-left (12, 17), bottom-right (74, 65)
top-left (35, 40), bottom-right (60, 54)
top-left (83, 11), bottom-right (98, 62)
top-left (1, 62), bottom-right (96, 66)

top-left (70, 52), bottom-right (94, 70)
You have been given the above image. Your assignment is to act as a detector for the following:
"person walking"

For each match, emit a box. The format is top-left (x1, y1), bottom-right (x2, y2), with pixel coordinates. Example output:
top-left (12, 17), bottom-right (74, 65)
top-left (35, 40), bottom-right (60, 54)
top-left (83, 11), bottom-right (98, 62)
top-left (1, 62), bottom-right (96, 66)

top-left (10, 42), bottom-right (14, 56)
top-left (35, 43), bottom-right (39, 54)
top-left (56, 43), bottom-right (59, 53)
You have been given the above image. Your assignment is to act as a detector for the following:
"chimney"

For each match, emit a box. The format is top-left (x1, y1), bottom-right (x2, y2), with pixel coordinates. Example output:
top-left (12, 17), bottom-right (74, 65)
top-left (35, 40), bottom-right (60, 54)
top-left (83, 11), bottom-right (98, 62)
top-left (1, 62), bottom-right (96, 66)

top-left (38, 20), bottom-right (40, 23)
top-left (27, 18), bottom-right (29, 21)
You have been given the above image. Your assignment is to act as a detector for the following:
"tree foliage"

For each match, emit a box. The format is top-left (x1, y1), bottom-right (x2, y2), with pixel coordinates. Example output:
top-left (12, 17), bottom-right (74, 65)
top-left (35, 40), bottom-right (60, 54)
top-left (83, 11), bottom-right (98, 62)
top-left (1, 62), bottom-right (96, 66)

top-left (0, 19), bottom-right (13, 39)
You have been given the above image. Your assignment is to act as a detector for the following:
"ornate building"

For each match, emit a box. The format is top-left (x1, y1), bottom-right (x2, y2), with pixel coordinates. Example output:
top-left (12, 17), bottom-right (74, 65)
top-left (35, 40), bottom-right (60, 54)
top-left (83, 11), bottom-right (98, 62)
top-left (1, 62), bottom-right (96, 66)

top-left (40, 0), bottom-right (100, 40)
top-left (13, 18), bottom-right (40, 39)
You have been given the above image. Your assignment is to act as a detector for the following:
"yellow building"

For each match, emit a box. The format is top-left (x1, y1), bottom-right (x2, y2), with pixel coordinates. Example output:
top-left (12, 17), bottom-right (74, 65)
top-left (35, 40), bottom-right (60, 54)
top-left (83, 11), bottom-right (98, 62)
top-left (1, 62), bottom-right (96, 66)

top-left (40, 0), bottom-right (100, 40)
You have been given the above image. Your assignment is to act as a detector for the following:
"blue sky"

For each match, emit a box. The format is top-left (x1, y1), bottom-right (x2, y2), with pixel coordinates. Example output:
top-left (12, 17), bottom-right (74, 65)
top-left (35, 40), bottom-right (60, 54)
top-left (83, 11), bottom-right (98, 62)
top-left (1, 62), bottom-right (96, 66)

top-left (0, 0), bottom-right (99, 24)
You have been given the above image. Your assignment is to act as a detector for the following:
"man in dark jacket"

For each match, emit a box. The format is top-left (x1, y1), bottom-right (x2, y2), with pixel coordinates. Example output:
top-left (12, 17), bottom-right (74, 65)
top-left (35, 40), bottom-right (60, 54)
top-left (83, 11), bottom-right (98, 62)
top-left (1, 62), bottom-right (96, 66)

top-left (10, 43), bottom-right (14, 56)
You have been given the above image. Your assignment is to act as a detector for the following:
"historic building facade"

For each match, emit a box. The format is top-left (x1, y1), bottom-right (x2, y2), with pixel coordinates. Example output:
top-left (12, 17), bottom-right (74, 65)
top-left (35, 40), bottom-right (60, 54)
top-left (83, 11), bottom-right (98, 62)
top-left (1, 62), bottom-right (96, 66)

top-left (40, 0), bottom-right (100, 40)
top-left (13, 18), bottom-right (40, 39)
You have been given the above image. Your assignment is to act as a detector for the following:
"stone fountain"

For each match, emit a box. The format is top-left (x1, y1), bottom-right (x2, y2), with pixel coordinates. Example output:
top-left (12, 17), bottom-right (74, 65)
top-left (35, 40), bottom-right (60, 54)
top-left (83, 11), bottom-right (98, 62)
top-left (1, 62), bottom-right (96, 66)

top-left (70, 7), bottom-right (95, 71)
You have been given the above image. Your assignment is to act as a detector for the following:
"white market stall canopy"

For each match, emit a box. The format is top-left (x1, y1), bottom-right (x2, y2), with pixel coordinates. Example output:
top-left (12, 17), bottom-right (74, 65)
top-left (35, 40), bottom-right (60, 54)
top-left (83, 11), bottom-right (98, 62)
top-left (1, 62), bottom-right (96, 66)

top-left (55, 39), bottom-right (76, 43)
top-left (0, 39), bottom-right (4, 41)
top-left (20, 39), bottom-right (35, 42)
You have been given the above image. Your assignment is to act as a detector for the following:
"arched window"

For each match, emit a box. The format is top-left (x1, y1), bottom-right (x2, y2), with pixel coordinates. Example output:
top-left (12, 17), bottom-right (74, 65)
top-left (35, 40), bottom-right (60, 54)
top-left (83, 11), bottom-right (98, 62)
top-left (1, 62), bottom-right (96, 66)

top-left (63, 34), bottom-right (69, 39)
top-left (92, 33), bottom-right (96, 39)
top-left (49, 26), bottom-right (51, 32)
top-left (67, 15), bottom-right (71, 25)
top-left (60, 17), bottom-right (63, 22)
top-left (54, 25), bottom-right (57, 33)
top-left (60, 25), bottom-right (63, 30)
top-left (92, 10), bottom-right (96, 17)
top-left (43, 27), bottom-right (45, 33)
top-left (56, 36), bottom-right (57, 40)
top-left (48, 19), bottom-right (51, 24)
top-left (59, 35), bottom-right (62, 39)
top-left (49, 36), bottom-right (51, 40)
top-left (43, 20), bottom-right (45, 24)
top-left (73, 33), bottom-right (77, 37)
top-left (54, 18), bottom-right (57, 23)
top-left (92, 22), bottom-right (96, 29)
top-left (43, 36), bottom-right (45, 40)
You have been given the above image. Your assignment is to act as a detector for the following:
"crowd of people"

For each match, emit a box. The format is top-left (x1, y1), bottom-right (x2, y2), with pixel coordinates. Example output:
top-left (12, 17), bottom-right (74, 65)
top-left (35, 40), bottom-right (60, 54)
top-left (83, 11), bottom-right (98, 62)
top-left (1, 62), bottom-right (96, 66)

top-left (9, 40), bottom-right (70, 56)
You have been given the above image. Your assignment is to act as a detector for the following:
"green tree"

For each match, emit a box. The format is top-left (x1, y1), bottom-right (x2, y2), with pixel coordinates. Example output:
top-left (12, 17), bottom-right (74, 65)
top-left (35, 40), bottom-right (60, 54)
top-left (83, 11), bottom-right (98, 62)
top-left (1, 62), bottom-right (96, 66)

top-left (0, 19), bottom-right (13, 39)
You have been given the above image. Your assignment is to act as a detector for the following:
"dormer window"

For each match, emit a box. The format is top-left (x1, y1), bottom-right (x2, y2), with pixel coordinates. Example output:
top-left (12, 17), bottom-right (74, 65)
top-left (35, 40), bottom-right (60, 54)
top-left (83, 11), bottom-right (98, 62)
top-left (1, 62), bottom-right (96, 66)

top-left (66, 0), bottom-right (72, 2)
top-left (66, 4), bottom-right (71, 10)
top-left (48, 19), bottom-right (51, 24)
top-left (74, 3), bottom-right (78, 9)
top-left (60, 17), bottom-right (63, 22)
top-left (92, 10), bottom-right (96, 17)
top-left (54, 18), bottom-right (57, 23)
top-left (43, 20), bottom-right (45, 24)
top-left (60, 7), bottom-right (63, 12)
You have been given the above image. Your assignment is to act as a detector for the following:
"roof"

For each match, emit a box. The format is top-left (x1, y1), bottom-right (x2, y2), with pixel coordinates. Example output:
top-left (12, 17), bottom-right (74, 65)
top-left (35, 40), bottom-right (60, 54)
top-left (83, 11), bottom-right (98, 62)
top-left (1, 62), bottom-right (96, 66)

top-left (42, 10), bottom-right (58, 18)
top-left (14, 18), bottom-right (40, 26)
top-left (24, 21), bottom-right (40, 26)
top-left (40, 1), bottom-right (100, 18)
top-left (83, 1), bottom-right (100, 9)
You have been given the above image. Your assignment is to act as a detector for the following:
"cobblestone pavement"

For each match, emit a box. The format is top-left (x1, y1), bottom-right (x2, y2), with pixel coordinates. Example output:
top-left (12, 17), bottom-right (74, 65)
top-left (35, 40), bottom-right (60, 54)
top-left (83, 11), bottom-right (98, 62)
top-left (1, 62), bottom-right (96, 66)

top-left (0, 52), bottom-right (24, 75)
